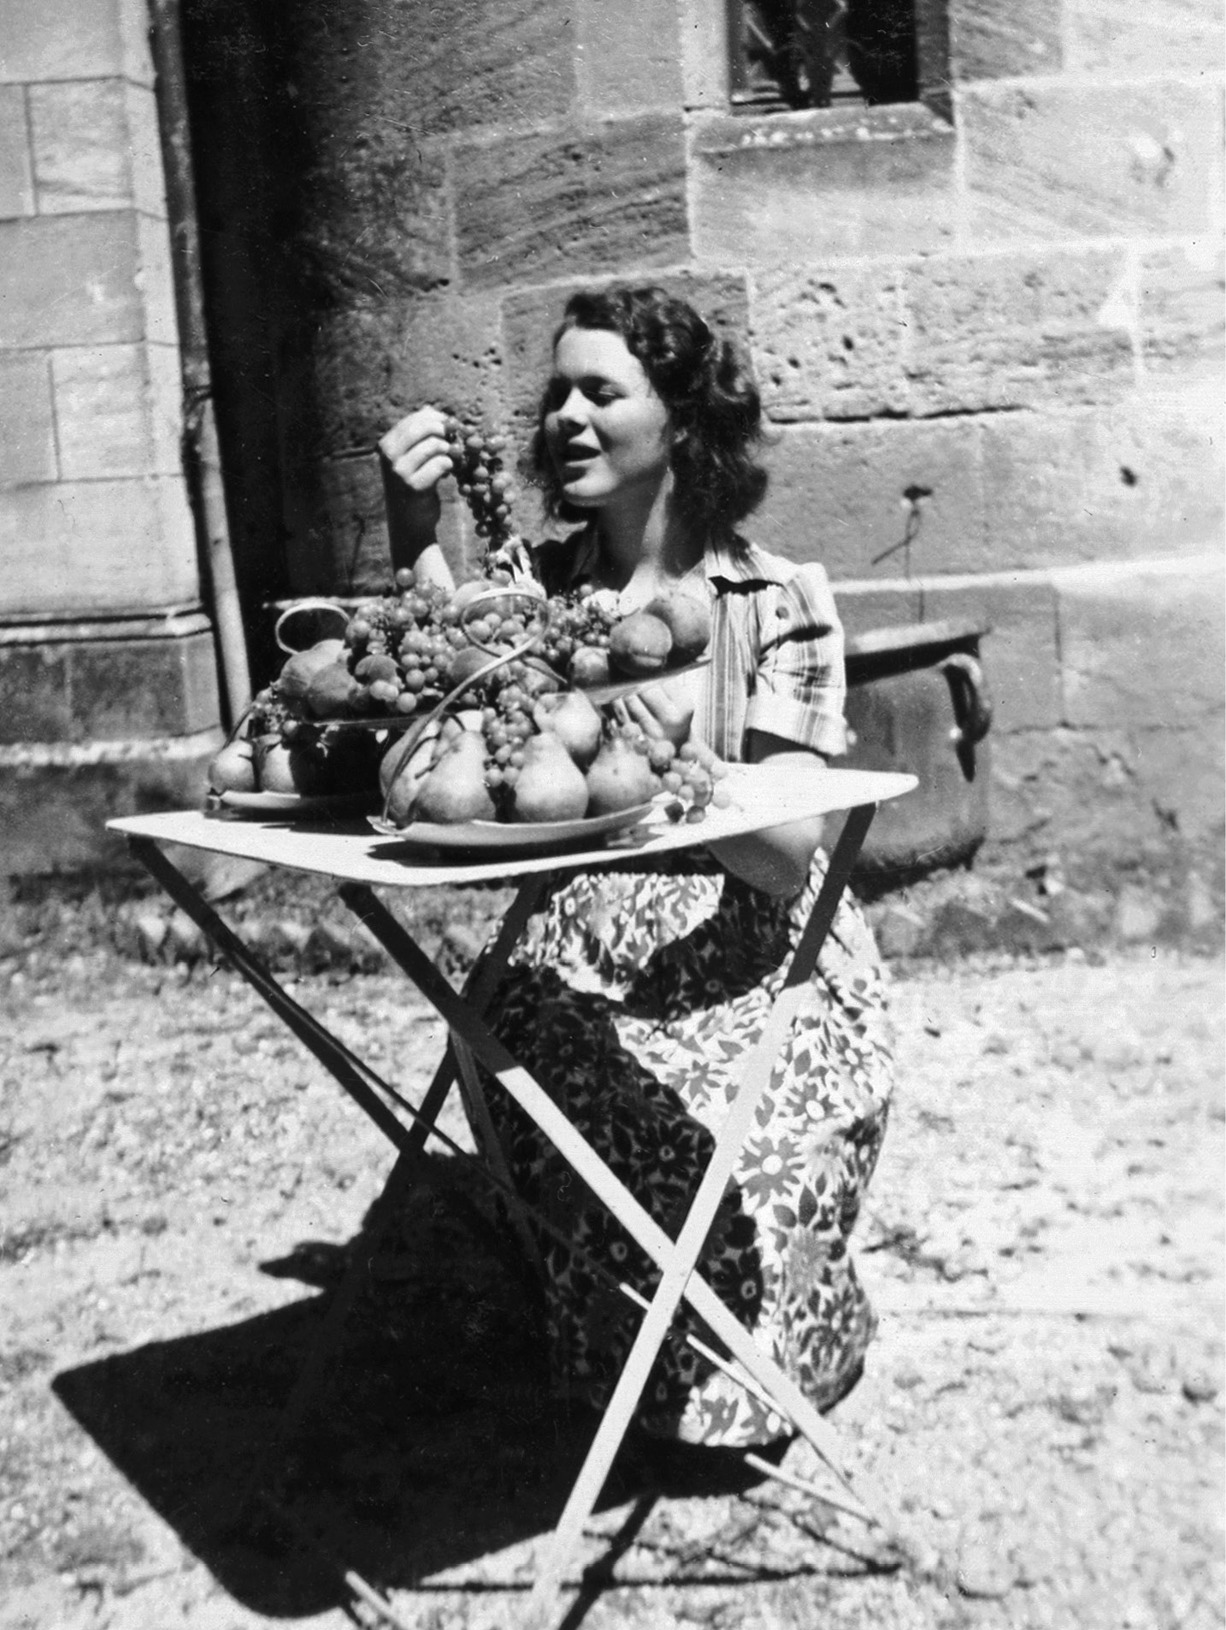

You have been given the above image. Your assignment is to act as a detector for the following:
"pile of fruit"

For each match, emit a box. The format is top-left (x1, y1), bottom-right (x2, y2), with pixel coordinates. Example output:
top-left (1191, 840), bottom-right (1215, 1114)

top-left (207, 414), bottom-right (731, 829)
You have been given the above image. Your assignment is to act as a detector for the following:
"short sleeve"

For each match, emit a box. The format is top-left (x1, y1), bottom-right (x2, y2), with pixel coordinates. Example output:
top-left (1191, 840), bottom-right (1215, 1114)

top-left (744, 562), bottom-right (847, 757)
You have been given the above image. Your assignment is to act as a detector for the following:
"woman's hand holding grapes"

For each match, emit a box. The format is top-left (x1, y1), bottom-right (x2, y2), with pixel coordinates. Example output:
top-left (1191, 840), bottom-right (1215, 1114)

top-left (379, 408), bottom-right (457, 592)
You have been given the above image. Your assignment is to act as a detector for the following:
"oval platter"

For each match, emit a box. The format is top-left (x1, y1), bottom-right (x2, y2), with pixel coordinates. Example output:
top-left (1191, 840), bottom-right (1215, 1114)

top-left (368, 801), bottom-right (657, 852)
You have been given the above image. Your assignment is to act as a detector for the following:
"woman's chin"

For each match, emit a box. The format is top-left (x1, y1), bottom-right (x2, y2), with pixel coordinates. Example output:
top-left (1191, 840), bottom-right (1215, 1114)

top-left (558, 483), bottom-right (604, 509)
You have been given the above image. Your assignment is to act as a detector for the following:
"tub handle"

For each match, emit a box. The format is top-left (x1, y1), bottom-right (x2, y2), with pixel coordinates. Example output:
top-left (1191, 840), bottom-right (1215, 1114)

top-left (941, 652), bottom-right (993, 746)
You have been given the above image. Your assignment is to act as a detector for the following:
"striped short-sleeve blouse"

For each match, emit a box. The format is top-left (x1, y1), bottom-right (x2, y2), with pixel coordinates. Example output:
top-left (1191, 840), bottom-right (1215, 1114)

top-left (523, 530), bottom-right (847, 764)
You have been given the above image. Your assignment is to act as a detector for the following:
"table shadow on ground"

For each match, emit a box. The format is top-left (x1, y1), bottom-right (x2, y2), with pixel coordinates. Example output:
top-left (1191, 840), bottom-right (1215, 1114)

top-left (51, 1154), bottom-right (775, 1620)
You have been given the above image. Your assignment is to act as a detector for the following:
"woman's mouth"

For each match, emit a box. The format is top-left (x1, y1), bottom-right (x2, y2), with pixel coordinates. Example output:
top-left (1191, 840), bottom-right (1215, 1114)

top-left (557, 442), bottom-right (598, 470)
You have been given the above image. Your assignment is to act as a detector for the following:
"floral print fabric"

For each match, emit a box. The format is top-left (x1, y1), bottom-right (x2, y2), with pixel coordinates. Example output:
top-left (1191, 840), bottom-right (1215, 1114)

top-left (482, 850), bottom-right (894, 1448)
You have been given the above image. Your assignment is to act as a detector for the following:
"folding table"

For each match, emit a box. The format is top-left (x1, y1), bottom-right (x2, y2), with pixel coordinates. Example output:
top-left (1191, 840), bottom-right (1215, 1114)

top-left (109, 761), bottom-right (914, 1625)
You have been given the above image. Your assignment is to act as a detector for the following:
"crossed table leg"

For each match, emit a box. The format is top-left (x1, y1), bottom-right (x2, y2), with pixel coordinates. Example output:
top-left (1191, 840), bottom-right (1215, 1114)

top-left (127, 800), bottom-right (893, 1624)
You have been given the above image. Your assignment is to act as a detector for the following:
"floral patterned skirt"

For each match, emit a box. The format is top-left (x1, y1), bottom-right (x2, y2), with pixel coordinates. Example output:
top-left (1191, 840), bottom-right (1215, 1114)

top-left (479, 851), bottom-right (894, 1448)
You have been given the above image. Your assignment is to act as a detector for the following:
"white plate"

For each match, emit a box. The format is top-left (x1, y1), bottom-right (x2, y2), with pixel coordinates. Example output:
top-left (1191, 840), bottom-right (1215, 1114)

top-left (216, 790), bottom-right (378, 816)
top-left (369, 801), bottom-right (657, 852)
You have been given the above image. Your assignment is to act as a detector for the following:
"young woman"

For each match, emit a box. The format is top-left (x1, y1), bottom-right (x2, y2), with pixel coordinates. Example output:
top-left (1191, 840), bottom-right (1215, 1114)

top-left (379, 286), bottom-right (893, 1448)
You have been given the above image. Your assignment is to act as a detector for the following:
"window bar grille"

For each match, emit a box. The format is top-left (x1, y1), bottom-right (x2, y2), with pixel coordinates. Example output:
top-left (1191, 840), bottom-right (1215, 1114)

top-left (727, 0), bottom-right (920, 112)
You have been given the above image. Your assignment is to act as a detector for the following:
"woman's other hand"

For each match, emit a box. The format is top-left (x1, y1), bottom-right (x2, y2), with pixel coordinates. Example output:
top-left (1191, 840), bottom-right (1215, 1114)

top-left (619, 671), bottom-right (696, 747)
top-left (378, 408), bottom-right (457, 593)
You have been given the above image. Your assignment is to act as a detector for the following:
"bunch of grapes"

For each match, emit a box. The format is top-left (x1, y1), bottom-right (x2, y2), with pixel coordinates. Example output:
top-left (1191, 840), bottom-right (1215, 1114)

top-left (605, 720), bottom-right (733, 825)
top-left (444, 416), bottom-right (521, 563)
top-left (343, 585), bottom-right (460, 717)
top-left (478, 681), bottom-right (538, 806)
top-left (249, 686), bottom-right (294, 739)
top-left (537, 588), bottom-right (618, 678)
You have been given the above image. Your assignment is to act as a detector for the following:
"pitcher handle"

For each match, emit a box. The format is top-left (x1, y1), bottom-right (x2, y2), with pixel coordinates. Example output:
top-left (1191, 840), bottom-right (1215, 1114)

top-left (941, 652), bottom-right (993, 745)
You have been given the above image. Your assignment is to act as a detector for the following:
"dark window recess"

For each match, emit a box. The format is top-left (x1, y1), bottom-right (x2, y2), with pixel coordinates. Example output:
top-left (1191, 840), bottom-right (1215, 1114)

top-left (728, 0), bottom-right (922, 110)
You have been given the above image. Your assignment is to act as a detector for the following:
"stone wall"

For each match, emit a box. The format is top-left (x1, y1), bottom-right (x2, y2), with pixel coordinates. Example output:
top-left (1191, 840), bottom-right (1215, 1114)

top-left (228, 0), bottom-right (1221, 916)
top-left (3, 0), bottom-right (1221, 915)
top-left (0, 0), bottom-right (222, 871)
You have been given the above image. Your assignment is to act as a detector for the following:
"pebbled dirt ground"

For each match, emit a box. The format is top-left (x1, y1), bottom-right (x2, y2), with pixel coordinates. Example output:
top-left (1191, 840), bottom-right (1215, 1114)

top-left (1, 937), bottom-right (1222, 1630)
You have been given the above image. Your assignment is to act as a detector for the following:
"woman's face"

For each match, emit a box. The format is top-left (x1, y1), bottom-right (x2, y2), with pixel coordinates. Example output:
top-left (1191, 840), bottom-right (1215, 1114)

top-left (543, 327), bottom-right (671, 509)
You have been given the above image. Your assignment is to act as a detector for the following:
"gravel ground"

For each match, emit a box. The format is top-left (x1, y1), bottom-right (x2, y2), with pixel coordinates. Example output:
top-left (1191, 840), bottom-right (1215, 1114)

top-left (0, 938), bottom-right (1221, 1630)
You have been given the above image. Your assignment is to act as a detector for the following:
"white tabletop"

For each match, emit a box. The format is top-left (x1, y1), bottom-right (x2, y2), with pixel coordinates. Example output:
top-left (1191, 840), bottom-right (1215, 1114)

top-left (108, 764), bottom-right (915, 890)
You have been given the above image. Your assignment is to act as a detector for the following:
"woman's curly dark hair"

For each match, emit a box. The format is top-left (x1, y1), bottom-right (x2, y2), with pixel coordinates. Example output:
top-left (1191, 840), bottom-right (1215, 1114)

top-left (527, 285), bottom-right (768, 546)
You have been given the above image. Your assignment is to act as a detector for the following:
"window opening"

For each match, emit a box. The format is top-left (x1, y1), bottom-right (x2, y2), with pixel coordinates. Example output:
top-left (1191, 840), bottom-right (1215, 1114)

top-left (727, 0), bottom-right (921, 111)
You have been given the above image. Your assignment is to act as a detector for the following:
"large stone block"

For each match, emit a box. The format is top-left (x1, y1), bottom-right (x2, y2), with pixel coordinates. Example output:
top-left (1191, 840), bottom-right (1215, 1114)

top-left (752, 419), bottom-right (986, 581)
top-left (1066, 0), bottom-right (1224, 74)
top-left (988, 722), bottom-right (1224, 875)
top-left (0, 643), bottom-right (72, 741)
top-left (0, 0), bottom-right (124, 82)
top-left (1058, 556), bottom-right (1225, 731)
top-left (287, 0), bottom-right (575, 145)
top-left (295, 134), bottom-right (450, 305)
top-left (0, 214), bottom-right (144, 349)
top-left (0, 84), bottom-right (33, 219)
top-left (917, 573), bottom-right (1061, 732)
top-left (52, 343), bottom-right (181, 479)
top-left (502, 272), bottom-right (751, 431)
top-left (1138, 243), bottom-right (1226, 387)
top-left (903, 248), bottom-right (1137, 415)
top-left (0, 738), bottom-right (220, 875)
top-left (29, 80), bottom-right (130, 214)
top-left (285, 452), bottom-right (392, 600)
top-left (69, 630), bottom-right (220, 740)
top-left (831, 581), bottom-right (923, 639)
top-left (691, 106), bottom-right (957, 264)
top-left (281, 451), bottom-right (473, 601)
top-left (949, 0), bottom-right (1063, 80)
top-left (576, 0), bottom-right (683, 114)
top-left (303, 294), bottom-right (508, 457)
top-left (980, 394), bottom-right (1225, 568)
top-left (750, 264), bottom-right (909, 422)
top-left (961, 80), bottom-right (1222, 240)
top-left (0, 351), bottom-right (55, 483)
top-left (0, 623), bottom-right (218, 744)
top-left (455, 115), bottom-right (688, 291)
top-left (0, 476), bottom-right (199, 616)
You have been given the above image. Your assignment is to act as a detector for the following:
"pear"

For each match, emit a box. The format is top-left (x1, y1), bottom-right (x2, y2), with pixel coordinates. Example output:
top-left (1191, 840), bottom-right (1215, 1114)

top-left (646, 591), bottom-right (712, 663)
top-left (585, 737), bottom-right (657, 816)
top-left (381, 728), bottom-right (440, 826)
top-left (414, 730), bottom-right (496, 824)
top-left (276, 638), bottom-right (346, 701)
top-left (303, 661), bottom-right (362, 719)
top-left (532, 690), bottom-right (602, 769)
top-left (254, 736), bottom-right (325, 796)
top-left (511, 732), bottom-right (590, 823)
top-left (608, 611), bottom-right (673, 677)
top-left (208, 737), bottom-right (256, 794)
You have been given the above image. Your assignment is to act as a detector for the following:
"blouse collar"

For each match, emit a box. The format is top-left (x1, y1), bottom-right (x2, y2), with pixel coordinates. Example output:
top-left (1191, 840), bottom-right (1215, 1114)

top-left (550, 526), bottom-right (789, 593)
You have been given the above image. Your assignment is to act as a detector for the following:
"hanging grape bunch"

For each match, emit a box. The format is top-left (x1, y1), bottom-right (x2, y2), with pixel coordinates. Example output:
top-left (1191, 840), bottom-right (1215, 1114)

top-left (444, 415), bottom-right (521, 569)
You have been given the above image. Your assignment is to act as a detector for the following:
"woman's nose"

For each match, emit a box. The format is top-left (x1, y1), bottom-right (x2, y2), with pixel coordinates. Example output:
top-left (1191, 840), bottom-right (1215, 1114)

top-left (554, 385), bottom-right (588, 429)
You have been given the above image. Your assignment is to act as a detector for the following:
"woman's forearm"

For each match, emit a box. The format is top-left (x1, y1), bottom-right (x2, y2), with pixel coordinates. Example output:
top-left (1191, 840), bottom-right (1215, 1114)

top-left (401, 539), bottom-right (456, 595)
top-left (708, 815), bottom-right (824, 898)
top-left (708, 735), bottom-right (829, 897)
